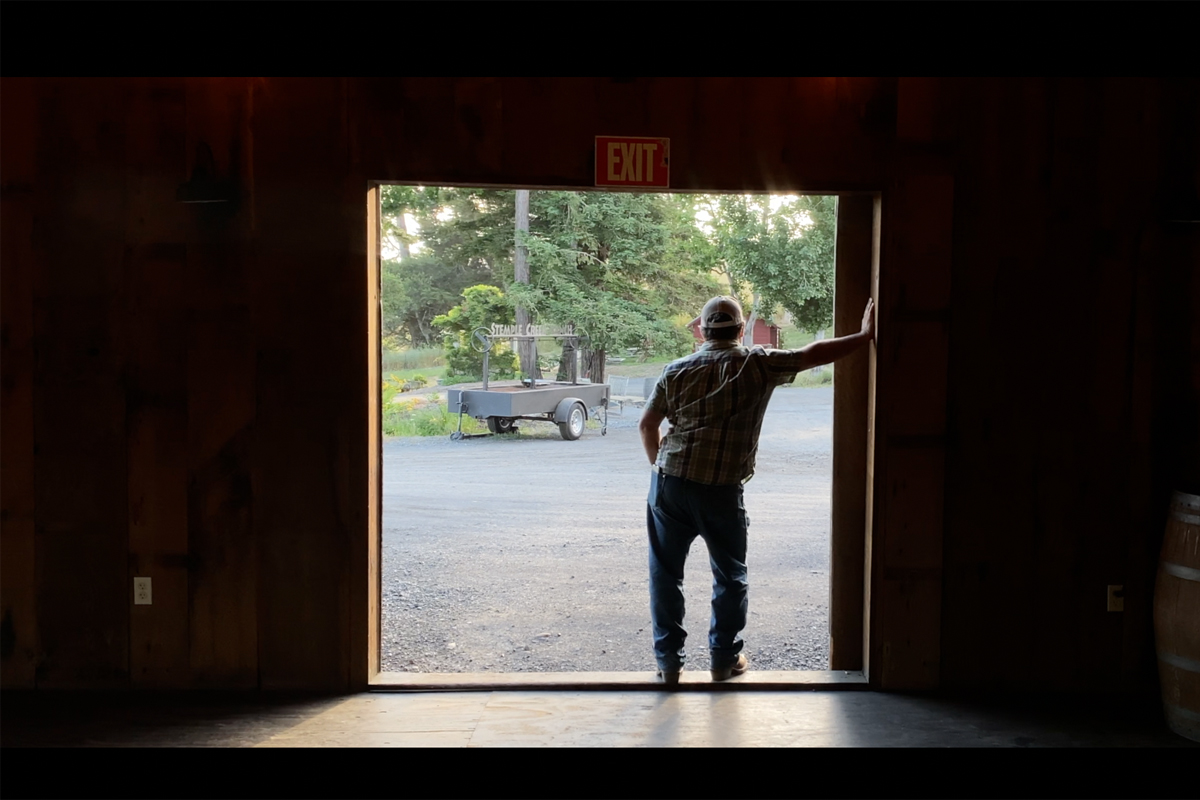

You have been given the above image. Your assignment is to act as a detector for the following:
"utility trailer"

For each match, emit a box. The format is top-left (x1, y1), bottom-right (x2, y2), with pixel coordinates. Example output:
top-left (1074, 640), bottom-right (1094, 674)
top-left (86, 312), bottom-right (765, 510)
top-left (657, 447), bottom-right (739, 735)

top-left (446, 325), bottom-right (609, 441)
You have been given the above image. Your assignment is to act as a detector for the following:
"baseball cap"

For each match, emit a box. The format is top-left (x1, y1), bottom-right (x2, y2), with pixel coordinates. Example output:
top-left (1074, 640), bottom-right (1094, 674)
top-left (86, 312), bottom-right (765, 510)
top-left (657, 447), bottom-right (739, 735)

top-left (700, 296), bottom-right (745, 328)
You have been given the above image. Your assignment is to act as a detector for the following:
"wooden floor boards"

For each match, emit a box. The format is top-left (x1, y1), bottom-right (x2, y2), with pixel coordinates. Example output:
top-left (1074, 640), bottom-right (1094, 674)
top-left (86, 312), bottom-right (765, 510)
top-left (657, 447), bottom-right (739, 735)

top-left (4, 688), bottom-right (1194, 749)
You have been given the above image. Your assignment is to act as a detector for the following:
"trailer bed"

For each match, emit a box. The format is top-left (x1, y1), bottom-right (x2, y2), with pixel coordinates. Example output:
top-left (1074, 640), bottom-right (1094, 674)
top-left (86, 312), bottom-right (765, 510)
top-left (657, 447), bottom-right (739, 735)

top-left (446, 382), bottom-right (609, 440)
top-left (447, 382), bottom-right (608, 418)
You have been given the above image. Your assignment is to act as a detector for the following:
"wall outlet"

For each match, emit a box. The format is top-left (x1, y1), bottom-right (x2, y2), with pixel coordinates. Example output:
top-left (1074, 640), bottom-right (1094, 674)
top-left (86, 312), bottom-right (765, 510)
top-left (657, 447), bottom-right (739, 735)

top-left (1107, 584), bottom-right (1123, 612)
top-left (134, 577), bottom-right (152, 605)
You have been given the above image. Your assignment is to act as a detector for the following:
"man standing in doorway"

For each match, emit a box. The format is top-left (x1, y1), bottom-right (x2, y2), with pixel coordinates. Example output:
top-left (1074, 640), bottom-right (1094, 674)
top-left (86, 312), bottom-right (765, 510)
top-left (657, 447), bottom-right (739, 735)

top-left (639, 295), bottom-right (875, 685)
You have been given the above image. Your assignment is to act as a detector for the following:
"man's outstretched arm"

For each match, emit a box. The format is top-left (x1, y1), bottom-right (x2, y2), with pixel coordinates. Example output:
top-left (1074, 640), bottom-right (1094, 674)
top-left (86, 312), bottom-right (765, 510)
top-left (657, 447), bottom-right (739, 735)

top-left (639, 407), bottom-right (666, 466)
top-left (794, 298), bottom-right (875, 370)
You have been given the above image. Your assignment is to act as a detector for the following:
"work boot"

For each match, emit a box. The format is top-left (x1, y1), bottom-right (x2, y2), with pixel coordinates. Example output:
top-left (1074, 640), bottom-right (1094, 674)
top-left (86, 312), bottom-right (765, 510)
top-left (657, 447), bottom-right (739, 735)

top-left (656, 668), bottom-right (682, 688)
top-left (710, 653), bottom-right (749, 682)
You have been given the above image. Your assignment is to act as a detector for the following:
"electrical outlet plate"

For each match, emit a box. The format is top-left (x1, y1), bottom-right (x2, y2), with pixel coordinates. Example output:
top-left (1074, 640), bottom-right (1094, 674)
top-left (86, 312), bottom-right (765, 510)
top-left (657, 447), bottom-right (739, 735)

top-left (1107, 584), bottom-right (1123, 612)
top-left (134, 577), bottom-right (152, 605)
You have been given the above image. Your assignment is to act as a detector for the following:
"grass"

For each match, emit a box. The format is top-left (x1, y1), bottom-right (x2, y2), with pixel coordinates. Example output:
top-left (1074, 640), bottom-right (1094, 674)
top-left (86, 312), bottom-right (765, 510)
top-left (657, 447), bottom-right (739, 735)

top-left (382, 347), bottom-right (444, 372)
top-left (790, 368), bottom-right (833, 388)
top-left (385, 365), bottom-right (448, 384)
top-left (382, 369), bottom-right (480, 437)
top-left (383, 394), bottom-right (486, 438)
top-left (775, 322), bottom-right (834, 387)
top-left (776, 323), bottom-right (833, 350)
top-left (604, 353), bottom-right (676, 380)
top-left (382, 346), bottom-right (449, 389)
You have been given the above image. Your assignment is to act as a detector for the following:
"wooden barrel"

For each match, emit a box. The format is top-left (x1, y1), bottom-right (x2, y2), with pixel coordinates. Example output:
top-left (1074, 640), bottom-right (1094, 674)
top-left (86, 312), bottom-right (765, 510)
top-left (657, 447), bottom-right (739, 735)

top-left (1154, 490), bottom-right (1200, 742)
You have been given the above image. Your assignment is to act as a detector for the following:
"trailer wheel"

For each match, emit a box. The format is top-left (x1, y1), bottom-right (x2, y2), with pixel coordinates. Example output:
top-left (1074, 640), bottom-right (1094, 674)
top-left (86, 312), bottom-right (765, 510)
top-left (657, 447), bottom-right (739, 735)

top-left (487, 417), bottom-right (517, 434)
top-left (559, 403), bottom-right (586, 441)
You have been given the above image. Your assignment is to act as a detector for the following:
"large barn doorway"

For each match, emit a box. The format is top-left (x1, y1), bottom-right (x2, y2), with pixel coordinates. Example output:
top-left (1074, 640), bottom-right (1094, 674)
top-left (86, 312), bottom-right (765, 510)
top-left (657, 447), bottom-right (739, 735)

top-left (365, 184), bottom-right (877, 687)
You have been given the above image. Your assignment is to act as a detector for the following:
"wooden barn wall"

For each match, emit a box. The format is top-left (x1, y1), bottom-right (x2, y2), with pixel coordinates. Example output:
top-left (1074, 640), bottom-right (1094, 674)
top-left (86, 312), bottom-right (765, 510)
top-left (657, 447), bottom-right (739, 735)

top-left (1, 77), bottom-right (1195, 693)
top-left (941, 78), bottom-right (1200, 693)
top-left (1, 77), bottom-right (368, 690)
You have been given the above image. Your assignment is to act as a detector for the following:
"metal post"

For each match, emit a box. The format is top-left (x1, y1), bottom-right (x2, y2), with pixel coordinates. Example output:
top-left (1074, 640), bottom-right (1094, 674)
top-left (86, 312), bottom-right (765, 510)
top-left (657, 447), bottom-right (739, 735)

top-left (451, 402), bottom-right (468, 441)
top-left (571, 336), bottom-right (579, 385)
top-left (482, 345), bottom-right (490, 391)
top-left (602, 385), bottom-right (609, 435)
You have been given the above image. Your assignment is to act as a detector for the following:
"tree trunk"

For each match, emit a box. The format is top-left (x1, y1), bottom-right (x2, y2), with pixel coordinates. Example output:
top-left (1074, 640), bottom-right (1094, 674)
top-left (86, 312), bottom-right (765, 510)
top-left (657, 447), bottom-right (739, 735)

top-left (514, 189), bottom-right (541, 378)
top-left (743, 292), bottom-right (761, 347)
top-left (416, 313), bottom-right (434, 347)
top-left (556, 340), bottom-right (575, 382)
top-left (581, 348), bottom-right (606, 385)
top-left (397, 211), bottom-right (411, 261)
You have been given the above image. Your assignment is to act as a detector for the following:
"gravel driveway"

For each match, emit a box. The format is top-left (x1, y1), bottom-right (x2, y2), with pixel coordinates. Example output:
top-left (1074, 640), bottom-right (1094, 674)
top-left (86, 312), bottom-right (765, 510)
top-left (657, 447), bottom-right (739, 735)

top-left (382, 386), bottom-right (833, 675)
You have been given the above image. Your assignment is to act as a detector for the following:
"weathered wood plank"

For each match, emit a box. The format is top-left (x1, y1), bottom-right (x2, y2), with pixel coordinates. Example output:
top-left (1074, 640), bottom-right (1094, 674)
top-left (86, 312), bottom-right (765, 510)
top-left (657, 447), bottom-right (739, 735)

top-left (940, 78), bottom-right (1053, 690)
top-left (399, 77), bottom-right (457, 182)
top-left (187, 303), bottom-right (256, 687)
top-left (829, 194), bottom-right (874, 671)
top-left (1027, 77), bottom-right (1115, 692)
top-left (936, 78), bottom-right (1195, 693)
top-left (867, 81), bottom-right (953, 688)
top-left (884, 319), bottom-right (948, 439)
top-left (355, 78), bottom-right (403, 180)
top-left (1, 77), bottom-right (40, 687)
top-left (453, 78), bottom-right (504, 177)
top-left (252, 78), bottom-right (352, 690)
top-left (1123, 81), bottom-right (1166, 689)
top-left (863, 196), bottom-right (882, 681)
top-left (826, 77), bottom-right (895, 190)
top-left (889, 174), bottom-right (954, 312)
top-left (372, 670), bottom-right (868, 690)
top-left (1153, 78), bottom-right (1200, 502)
top-left (126, 241), bottom-right (189, 688)
top-left (644, 78), bottom-right (689, 189)
top-left (878, 577), bottom-right (941, 690)
top-left (184, 78), bottom-right (258, 688)
top-left (689, 78), bottom-right (743, 192)
top-left (367, 78), bottom-right (892, 192)
top-left (882, 446), bottom-right (945, 571)
top-left (1088, 78), bottom-right (1162, 690)
top-left (360, 186), bottom-right (382, 687)
top-left (744, 79), bottom-right (788, 192)
top-left (124, 78), bottom-right (188, 247)
top-left (32, 79), bottom-right (130, 688)
top-left (124, 78), bottom-right (190, 688)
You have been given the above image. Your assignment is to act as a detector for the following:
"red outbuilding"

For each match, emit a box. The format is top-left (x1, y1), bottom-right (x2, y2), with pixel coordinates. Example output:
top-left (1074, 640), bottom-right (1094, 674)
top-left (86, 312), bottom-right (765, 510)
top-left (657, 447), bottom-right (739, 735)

top-left (687, 316), bottom-right (780, 350)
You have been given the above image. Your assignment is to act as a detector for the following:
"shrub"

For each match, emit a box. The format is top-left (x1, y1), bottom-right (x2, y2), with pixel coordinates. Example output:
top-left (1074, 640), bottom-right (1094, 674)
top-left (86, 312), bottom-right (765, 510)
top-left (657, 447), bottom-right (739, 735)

top-left (382, 391), bottom-right (486, 438)
top-left (401, 374), bottom-right (429, 392)
top-left (433, 285), bottom-right (520, 381)
top-left (790, 368), bottom-right (834, 388)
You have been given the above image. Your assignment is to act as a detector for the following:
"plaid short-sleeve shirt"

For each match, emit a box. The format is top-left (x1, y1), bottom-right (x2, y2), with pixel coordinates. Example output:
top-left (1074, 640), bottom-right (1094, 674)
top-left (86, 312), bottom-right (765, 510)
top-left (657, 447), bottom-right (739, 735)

top-left (646, 340), bottom-right (813, 486)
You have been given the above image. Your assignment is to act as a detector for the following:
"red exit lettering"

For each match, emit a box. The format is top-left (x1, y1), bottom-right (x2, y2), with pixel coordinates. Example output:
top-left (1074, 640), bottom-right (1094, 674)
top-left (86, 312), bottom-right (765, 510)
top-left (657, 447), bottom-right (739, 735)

top-left (595, 136), bottom-right (670, 188)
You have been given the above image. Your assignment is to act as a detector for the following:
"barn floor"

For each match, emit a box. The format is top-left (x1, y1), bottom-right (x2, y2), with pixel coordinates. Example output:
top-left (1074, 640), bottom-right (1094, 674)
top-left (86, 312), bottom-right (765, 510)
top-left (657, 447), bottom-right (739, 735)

top-left (2, 687), bottom-right (1192, 748)
top-left (4, 687), bottom-right (1193, 799)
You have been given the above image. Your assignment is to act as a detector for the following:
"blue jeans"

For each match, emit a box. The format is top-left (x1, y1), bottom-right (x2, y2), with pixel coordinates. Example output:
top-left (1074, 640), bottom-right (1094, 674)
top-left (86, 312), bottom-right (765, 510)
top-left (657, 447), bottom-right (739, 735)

top-left (647, 469), bottom-right (748, 673)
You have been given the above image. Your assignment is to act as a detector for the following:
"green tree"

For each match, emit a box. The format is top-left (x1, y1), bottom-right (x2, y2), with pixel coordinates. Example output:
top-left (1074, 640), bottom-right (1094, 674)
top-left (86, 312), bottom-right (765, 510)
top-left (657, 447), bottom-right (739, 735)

top-left (386, 188), bottom-right (784, 379)
top-left (508, 191), bottom-right (717, 382)
top-left (432, 284), bottom-right (518, 381)
top-left (699, 194), bottom-right (837, 341)
top-left (381, 253), bottom-right (462, 348)
top-left (379, 186), bottom-right (509, 348)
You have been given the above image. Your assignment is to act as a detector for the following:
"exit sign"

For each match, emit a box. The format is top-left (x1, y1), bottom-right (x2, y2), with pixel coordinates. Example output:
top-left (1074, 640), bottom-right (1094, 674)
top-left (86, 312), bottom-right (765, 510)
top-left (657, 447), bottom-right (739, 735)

top-left (595, 136), bottom-right (670, 188)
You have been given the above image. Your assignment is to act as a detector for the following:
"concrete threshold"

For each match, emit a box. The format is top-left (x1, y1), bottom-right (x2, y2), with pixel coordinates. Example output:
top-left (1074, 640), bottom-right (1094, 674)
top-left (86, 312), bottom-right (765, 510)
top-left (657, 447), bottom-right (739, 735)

top-left (370, 669), bottom-right (868, 692)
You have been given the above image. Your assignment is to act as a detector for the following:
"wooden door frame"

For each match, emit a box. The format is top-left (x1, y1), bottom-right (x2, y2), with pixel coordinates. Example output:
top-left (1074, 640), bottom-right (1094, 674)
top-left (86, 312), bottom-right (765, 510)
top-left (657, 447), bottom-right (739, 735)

top-left (358, 183), bottom-right (880, 690)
